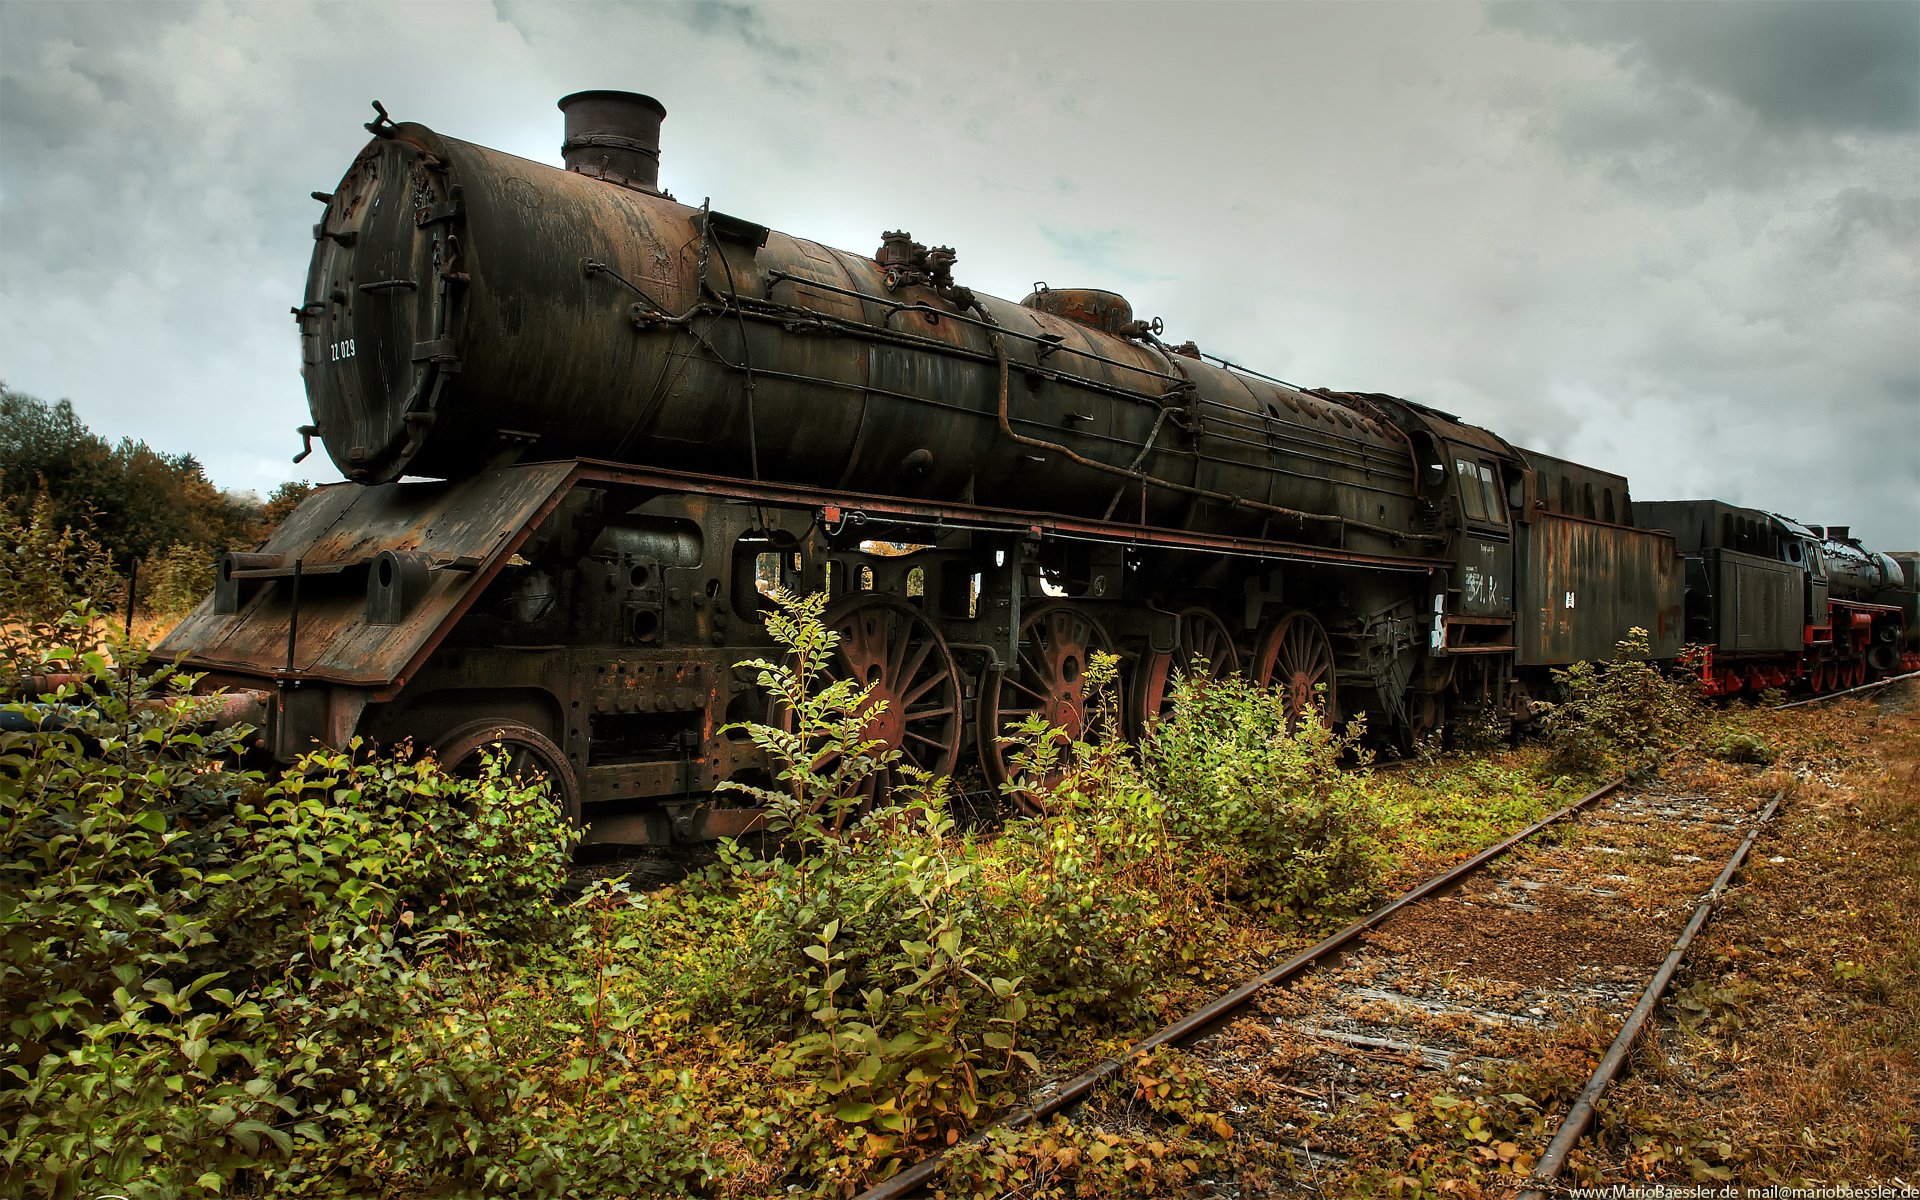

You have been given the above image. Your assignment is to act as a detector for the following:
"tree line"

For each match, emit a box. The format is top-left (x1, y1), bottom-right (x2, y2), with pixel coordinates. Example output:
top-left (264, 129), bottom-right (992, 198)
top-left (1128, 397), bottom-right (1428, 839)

top-left (0, 381), bottom-right (313, 627)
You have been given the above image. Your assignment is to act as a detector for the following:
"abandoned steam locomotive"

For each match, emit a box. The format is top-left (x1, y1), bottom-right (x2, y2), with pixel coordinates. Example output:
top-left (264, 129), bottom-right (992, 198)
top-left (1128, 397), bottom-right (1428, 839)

top-left (157, 92), bottom-right (1918, 843)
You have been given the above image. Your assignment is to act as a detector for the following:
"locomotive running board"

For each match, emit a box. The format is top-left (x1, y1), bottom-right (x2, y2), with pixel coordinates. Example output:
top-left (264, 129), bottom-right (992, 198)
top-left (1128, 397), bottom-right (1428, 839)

top-left (567, 458), bottom-right (1451, 574)
top-left (159, 457), bottom-right (1445, 708)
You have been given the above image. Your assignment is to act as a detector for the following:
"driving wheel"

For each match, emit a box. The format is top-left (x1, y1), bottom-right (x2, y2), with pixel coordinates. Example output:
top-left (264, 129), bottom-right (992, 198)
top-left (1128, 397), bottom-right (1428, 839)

top-left (1129, 606), bottom-right (1241, 734)
top-left (808, 593), bottom-right (963, 823)
top-left (978, 602), bottom-right (1113, 814)
top-left (1250, 609), bottom-right (1338, 731)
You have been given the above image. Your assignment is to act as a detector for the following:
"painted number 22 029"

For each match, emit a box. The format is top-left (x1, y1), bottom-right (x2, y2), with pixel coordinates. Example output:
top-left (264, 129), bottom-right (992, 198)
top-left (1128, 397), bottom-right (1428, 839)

top-left (329, 338), bottom-right (357, 361)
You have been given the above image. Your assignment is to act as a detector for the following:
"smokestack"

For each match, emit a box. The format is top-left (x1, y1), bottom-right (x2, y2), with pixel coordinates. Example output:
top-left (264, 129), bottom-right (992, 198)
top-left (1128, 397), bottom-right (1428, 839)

top-left (558, 90), bottom-right (666, 194)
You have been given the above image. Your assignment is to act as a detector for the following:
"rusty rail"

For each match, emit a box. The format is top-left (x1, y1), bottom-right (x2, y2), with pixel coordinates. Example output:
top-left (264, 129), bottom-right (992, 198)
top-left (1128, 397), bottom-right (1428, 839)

top-left (1515, 788), bottom-right (1785, 1199)
top-left (1770, 668), bottom-right (1919, 711)
top-left (850, 775), bottom-right (1627, 1200)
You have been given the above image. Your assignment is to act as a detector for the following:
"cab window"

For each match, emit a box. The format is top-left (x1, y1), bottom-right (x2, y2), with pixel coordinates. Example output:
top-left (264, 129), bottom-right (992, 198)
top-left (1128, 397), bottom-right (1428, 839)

top-left (1456, 458), bottom-right (1505, 525)
top-left (1455, 459), bottom-right (1489, 522)
top-left (1476, 462), bottom-right (1505, 525)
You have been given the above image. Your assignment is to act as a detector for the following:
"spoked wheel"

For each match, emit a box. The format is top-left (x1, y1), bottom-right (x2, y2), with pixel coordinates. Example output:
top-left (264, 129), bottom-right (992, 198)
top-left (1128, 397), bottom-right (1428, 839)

top-left (978, 602), bottom-right (1114, 814)
top-left (1129, 606), bottom-right (1241, 734)
top-left (1250, 609), bottom-right (1338, 731)
top-left (433, 719), bottom-right (582, 828)
top-left (807, 594), bottom-right (963, 825)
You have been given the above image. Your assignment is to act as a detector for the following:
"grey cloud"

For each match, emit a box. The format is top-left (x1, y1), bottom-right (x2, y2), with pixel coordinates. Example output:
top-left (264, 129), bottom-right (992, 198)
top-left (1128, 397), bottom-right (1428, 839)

top-left (1037, 227), bottom-right (1176, 286)
top-left (1, 0), bottom-right (1914, 550)
top-left (1488, 0), bottom-right (1920, 135)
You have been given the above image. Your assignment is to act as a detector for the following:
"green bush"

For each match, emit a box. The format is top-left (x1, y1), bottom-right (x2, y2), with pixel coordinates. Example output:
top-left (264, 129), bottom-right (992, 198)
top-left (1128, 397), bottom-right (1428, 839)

top-left (1138, 671), bottom-right (1387, 924)
top-left (0, 590), bottom-right (1423, 1197)
top-left (707, 595), bottom-right (1163, 1182)
top-left (1711, 728), bottom-right (1778, 765)
top-left (0, 621), bottom-right (629, 1199)
top-left (971, 797), bottom-right (1162, 1039)
top-left (0, 490), bottom-right (123, 672)
top-left (1539, 628), bottom-right (1699, 776)
top-left (140, 542), bottom-right (215, 621)
top-left (713, 592), bottom-right (1035, 1169)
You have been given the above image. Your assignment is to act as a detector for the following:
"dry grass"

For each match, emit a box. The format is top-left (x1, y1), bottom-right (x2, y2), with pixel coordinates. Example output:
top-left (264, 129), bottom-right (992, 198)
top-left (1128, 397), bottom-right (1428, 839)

top-left (1580, 687), bottom-right (1920, 1186)
top-left (1167, 688), bottom-right (1918, 1196)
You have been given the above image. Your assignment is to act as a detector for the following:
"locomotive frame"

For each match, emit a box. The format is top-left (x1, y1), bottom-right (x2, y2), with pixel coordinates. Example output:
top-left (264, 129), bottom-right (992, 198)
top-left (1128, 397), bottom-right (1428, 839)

top-left (156, 90), bottom-right (1915, 843)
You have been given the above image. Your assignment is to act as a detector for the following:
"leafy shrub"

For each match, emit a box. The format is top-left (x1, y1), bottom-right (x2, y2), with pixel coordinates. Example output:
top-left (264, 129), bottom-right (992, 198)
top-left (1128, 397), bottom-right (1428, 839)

top-left (972, 799), bottom-right (1162, 1039)
top-left (717, 588), bottom-right (899, 832)
top-left (1712, 728), bottom-right (1778, 765)
top-left (7, 585), bottom-right (1528, 1197)
top-left (1538, 628), bottom-right (1699, 776)
top-left (0, 489), bottom-right (123, 670)
top-left (712, 592), bottom-right (1034, 1177)
top-left (140, 541), bottom-right (215, 621)
top-left (935, 1048), bottom-right (1234, 1199)
top-left (0, 619), bottom-right (615, 1199)
top-left (1447, 700), bottom-right (1511, 753)
top-left (1137, 671), bottom-right (1387, 925)
top-left (707, 595), bottom-right (1179, 1187)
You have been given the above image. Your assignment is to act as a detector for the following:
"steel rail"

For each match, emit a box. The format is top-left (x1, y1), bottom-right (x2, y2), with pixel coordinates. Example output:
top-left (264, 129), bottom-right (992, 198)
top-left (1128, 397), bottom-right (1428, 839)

top-left (1515, 788), bottom-right (1785, 1199)
top-left (1770, 668), bottom-right (1919, 711)
top-left (849, 775), bottom-right (1628, 1200)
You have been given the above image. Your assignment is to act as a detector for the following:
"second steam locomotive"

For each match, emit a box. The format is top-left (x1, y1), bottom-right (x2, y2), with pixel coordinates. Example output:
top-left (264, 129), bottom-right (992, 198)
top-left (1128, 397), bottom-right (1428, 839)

top-left (158, 92), bottom-right (1918, 842)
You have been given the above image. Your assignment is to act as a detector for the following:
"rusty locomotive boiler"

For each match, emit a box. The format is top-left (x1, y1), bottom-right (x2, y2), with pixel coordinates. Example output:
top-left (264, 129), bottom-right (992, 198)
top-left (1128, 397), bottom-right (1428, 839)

top-left (300, 93), bottom-right (1423, 547)
top-left (162, 90), bottom-right (1728, 843)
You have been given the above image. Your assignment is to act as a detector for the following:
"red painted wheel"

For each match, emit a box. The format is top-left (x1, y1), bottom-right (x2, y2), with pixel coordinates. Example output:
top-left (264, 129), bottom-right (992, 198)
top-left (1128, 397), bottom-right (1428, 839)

top-left (978, 602), bottom-right (1113, 814)
top-left (807, 594), bottom-right (962, 824)
top-left (1250, 609), bottom-right (1338, 732)
top-left (1129, 606), bottom-right (1240, 733)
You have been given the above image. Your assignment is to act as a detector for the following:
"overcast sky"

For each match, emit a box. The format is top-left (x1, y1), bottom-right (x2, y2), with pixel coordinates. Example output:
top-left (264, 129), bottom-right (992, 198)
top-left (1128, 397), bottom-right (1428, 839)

top-left (2, 0), bottom-right (1916, 548)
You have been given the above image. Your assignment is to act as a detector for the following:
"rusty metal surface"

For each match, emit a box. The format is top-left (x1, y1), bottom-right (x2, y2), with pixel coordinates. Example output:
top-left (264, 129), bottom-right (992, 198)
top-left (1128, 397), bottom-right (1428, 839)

top-left (557, 90), bottom-right (665, 193)
top-left (1377, 394), bottom-right (1518, 461)
top-left (1517, 446), bottom-right (1633, 524)
top-left (1705, 548), bottom-right (1802, 655)
top-left (154, 453), bottom-right (1449, 803)
top-left (155, 462), bottom-right (575, 688)
top-left (297, 117), bottom-right (1425, 554)
top-left (1632, 499), bottom-right (1780, 557)
top-left (1018, 284), bottom-right (1136, 334)
top-left (1517, 514), bottom-right (1683, 665)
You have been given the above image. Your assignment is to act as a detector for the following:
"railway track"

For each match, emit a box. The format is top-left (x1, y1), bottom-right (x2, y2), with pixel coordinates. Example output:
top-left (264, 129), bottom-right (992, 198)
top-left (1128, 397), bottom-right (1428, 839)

top-left (853, 773), bottom-right (1784, 1199)
top-left (1770, 667), bottom-right (1920, 710)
